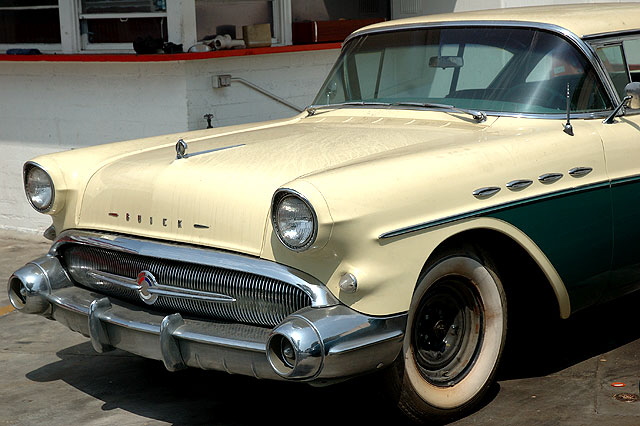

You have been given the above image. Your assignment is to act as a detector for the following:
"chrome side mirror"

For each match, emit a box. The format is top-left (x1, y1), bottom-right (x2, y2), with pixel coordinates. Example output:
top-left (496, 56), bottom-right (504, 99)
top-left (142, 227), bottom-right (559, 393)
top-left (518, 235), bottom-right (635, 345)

top-left (624, 82), bottom-right (640, 109)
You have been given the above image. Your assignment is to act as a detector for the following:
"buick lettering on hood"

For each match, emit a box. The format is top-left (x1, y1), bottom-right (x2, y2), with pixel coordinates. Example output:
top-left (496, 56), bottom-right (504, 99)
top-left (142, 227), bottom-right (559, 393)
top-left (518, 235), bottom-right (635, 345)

top-left (9, 4), bottom-right (640, 422)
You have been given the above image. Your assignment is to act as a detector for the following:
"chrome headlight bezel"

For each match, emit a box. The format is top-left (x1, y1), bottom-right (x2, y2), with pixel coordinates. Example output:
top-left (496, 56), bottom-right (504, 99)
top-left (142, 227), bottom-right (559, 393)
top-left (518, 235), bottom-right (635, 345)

top-left (271, 189), bottom-right (318, 252)
top-left (23, 162), bottom-right (55, 213)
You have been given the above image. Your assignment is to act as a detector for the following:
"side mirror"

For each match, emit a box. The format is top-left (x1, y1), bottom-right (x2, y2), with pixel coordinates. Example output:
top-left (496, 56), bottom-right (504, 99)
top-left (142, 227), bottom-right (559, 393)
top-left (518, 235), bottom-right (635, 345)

top-left (624, 82), bottom-right (640, 109)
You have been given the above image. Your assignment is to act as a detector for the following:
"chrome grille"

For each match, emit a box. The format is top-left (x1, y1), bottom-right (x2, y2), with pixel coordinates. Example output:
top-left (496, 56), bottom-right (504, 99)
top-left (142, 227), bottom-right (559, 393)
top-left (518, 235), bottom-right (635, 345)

top-left (60, 244), bottom-right (312, 327)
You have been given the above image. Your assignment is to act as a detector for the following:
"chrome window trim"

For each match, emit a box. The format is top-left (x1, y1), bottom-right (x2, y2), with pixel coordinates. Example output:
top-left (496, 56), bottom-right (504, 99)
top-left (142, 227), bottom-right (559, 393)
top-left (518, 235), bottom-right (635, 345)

top-left (51, 230), bottom-right (339, 307)
top-left (583, 30), bottom-right (640, 41)
top-left (343, 20), bottom-right (620, 109)
top-left (587, 33), bottom-right (640, 117)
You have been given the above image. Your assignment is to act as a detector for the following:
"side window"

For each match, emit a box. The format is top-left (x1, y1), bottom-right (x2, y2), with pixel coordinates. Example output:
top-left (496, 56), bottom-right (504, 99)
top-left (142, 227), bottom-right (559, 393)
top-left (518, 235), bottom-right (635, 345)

top-left (596, 44), bottom-right (630, 98)
top-left (623, 39), bottom-right (640, 82)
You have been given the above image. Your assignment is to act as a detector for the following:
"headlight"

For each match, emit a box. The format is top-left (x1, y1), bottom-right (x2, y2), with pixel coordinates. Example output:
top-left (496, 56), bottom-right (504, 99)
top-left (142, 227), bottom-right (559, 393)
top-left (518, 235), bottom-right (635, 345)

top-left (24, 163), bottom-right (54, 212)
top-left (272, 190), bottom-right (317, 251)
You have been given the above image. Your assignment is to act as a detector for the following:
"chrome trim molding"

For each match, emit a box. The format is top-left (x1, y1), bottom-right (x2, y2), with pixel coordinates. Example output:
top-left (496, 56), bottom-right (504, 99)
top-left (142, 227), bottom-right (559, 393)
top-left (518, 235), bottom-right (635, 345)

top-left (51, 230), bottom-right (339, 308)
top-left (43, 225), bottom-right (56, 241)
top-left (472, 186), bottom-right (501, 199)
top-left (506, 179), bottom-right (533, 191)
top-left (160, 313), bottom-right (187, 371)
top-left (88, 298), bottom-right (114, 353)
top-left (583, 29), bottom-right (640, 40)
top-left (182, 143), bottom-right (245, 160)
top-left (610, 173), bottom-right (640, 187)
top-left (175, 139), bottom-right (188, 159)
top-left (379, 179), bottom-right (611, 239)
top-left (87, 270), bottom-right (237, 305)
top-left (538, 173), bottom-right (563, 184)
top-left (568, 167), bottom-right (593, 178)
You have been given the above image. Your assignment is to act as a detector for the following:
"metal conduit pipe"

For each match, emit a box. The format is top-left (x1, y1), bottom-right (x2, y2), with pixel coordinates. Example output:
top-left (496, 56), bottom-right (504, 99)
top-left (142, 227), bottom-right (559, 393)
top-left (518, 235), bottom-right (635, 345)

top-left (214, 74), bottom-right (304, 113)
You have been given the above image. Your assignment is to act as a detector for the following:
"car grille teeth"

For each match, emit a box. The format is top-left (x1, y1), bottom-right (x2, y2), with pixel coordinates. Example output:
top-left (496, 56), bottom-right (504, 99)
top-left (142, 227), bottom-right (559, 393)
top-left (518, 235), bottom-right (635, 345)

top-left (60, 244), bottom-right (312, 327)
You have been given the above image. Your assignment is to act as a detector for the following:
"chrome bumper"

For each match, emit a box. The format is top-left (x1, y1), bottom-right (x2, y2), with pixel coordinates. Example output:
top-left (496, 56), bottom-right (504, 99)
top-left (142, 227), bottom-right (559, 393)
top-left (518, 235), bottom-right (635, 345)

top-left (8, 255), bottom-right (406, 383)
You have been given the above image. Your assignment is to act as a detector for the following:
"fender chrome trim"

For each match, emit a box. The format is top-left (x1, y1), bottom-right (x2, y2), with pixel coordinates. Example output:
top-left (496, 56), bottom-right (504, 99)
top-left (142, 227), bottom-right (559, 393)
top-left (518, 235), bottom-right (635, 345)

top-left (379, 178), bottom-right (610, 239)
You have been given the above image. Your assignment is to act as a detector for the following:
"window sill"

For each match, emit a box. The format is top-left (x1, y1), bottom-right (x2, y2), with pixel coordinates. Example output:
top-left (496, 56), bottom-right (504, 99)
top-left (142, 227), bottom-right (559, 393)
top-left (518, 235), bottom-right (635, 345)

top-left (0, 43), bottom-right (341, 62)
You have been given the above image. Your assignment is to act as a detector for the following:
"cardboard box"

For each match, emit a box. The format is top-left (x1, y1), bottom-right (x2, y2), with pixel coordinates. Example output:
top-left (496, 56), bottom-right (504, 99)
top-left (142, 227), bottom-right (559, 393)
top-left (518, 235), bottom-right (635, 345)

top-left (242, 23), bottom-right (272, 48)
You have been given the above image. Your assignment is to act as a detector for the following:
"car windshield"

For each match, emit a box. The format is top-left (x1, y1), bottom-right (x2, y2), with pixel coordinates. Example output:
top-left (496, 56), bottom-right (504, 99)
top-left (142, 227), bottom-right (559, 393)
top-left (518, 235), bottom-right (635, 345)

top-left (313, 26), bottom-right (612, 114)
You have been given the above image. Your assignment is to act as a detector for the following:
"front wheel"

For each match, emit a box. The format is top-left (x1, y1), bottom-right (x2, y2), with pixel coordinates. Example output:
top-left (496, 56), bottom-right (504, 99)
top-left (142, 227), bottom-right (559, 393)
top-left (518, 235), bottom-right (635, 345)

top-left (388, 250), bottom-right (507, 422)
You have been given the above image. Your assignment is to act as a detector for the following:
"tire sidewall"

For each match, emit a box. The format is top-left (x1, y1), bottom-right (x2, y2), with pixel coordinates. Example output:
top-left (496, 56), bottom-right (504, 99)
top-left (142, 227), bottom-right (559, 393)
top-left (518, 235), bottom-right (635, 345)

top-left (403, 254), bottom-right (507, 411)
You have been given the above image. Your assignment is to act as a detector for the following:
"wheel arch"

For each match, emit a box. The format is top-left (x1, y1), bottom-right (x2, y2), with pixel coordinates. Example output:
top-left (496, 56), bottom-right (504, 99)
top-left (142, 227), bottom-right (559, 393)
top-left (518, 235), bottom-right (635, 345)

top-left (419, 218), bottom-right (570, 319)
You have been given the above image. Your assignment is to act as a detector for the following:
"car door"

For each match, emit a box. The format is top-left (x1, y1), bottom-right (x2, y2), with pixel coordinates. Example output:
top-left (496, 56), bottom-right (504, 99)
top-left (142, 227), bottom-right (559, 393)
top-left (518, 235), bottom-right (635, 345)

top-left (592, 38), bottom-right (640, 298)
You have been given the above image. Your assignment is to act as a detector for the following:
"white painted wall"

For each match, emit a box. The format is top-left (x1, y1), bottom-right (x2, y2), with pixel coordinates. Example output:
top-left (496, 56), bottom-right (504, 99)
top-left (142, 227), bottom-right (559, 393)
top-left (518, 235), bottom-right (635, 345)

top-left (185, 49), bottom-right (337, 130)
top-left (0, 49), bottom-right (339, 234)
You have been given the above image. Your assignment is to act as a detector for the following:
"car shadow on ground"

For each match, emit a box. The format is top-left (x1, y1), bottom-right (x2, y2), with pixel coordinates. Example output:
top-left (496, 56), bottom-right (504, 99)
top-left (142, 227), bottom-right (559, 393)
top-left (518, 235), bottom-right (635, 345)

top-left (498, 289), bottom-right (640, 380)
top-left (23, 290), bottom-right (639, 425)
top-left (26, 343), bottom-right (408, 425)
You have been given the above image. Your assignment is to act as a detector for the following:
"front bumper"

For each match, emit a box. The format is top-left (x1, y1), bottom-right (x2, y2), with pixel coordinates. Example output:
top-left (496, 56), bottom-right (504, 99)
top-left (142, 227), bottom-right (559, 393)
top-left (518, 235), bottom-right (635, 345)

top-left (8, 254), bottom-right (406, 383)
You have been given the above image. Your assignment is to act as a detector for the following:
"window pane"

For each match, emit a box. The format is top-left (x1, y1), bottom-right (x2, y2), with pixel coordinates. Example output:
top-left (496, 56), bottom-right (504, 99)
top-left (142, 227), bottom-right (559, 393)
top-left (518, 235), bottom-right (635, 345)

top-left (0, 0), bottom-right (56, 5)
top-left (83, 17), bottom-right (167, 43)
top-left (623, 39), bottom-right (640, 83)
top-left (82, 0), bottom-right (166, 14)
top-left (353, 51), bottom-right (383, 99)
top-left (316, 27), bottom-right (611, 113)
top-left (596, 44), bottom-right (629, 97)
top-left (0, 8), bottom-right (60, 43)
top-left (195, 0), bottom-right (272, 41)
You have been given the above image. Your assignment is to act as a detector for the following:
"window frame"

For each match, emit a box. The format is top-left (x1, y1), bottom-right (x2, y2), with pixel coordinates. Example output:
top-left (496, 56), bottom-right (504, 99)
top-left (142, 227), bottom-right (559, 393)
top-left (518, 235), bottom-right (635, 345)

top-left (588, 31), bottom-right (640, 114)
top-left (78, 0), bottom-right (169, 52)
top-left (0, 0), bottom-right (292, 54)
top-left (0, 1), bottom-right (62, 52)
top-left (318, 23), bottom-right (618, 118)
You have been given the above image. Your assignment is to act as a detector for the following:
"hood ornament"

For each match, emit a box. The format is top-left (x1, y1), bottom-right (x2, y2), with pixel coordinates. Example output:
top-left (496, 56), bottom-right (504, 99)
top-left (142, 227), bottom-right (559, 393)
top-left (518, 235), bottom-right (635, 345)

top-left (176, 139), bottom-right (188, 159)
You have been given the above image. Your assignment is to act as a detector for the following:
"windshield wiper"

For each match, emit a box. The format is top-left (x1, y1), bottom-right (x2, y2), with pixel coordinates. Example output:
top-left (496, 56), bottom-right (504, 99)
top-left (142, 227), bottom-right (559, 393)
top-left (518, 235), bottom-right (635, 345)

top-left (391, 102), bottom-right (487, 122)
top-left (305, 101), bottom-right (392, 116)
top-left (306, 101), bottom-right (487, 122)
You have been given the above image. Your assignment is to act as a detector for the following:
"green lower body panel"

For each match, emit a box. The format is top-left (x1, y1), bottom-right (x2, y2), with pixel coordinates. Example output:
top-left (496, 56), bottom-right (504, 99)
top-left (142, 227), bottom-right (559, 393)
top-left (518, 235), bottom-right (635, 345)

top-left (489, 183), bottom-right (612, 312)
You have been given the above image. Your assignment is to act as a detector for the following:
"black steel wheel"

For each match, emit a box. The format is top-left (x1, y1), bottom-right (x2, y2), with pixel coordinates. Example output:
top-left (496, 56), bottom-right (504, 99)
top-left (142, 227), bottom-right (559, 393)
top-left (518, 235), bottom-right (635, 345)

top-left (387, 248), bottom-right (507, 423)
top-left (411, 276), bottom-right (484, 386)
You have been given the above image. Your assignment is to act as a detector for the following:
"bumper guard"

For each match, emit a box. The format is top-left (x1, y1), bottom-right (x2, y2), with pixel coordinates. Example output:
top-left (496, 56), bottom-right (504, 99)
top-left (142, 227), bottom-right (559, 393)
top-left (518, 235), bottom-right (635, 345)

top-left (8, 254), bottom-right (406, 384)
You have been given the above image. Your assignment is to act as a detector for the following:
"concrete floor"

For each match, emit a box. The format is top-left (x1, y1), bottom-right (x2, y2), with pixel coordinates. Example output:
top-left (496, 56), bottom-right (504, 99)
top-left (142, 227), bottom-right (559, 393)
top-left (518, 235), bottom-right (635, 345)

top-left (1, 230), bottom-right (639, 425)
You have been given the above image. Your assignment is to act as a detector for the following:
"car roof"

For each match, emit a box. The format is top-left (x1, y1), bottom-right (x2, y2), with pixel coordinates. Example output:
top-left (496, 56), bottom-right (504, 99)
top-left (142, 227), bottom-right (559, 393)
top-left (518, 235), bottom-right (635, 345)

top-left (353, 3), bottom-right (640, 40)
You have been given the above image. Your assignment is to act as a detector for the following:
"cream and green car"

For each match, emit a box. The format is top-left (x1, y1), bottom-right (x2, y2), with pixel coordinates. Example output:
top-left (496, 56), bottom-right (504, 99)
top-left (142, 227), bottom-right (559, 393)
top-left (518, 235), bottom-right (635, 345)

top-left (9, 3), bottom-right (640, 422)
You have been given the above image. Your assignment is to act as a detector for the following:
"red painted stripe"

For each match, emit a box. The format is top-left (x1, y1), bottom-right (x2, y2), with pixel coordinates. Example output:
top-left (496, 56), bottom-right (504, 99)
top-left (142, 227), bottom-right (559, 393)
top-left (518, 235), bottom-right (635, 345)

top-left (0, 43), bottom-right (342, 63)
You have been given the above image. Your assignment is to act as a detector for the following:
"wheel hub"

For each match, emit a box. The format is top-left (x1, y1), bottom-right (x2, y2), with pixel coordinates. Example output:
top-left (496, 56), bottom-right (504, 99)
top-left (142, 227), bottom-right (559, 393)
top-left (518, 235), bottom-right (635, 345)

top-left (412, 277), bottom-right (484, 386)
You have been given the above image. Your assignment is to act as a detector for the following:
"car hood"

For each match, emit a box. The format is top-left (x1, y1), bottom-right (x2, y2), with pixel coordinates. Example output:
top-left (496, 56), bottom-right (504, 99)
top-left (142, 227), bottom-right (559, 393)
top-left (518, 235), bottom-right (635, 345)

top-left (78, 112), bottom-right (495, 255)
